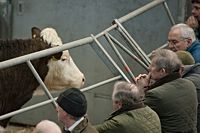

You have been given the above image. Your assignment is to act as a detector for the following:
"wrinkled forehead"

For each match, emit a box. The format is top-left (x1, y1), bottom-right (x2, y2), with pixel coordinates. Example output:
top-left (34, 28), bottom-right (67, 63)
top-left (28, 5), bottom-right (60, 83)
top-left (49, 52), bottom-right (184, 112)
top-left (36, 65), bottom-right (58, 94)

top-left (168, 28), bottom-right (181, 39)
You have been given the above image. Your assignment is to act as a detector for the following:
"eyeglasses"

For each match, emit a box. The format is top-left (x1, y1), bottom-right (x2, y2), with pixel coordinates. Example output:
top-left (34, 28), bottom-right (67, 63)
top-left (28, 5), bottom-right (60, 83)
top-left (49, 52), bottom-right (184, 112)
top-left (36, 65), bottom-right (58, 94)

top-left (167, 38), bottom-right (188, 46)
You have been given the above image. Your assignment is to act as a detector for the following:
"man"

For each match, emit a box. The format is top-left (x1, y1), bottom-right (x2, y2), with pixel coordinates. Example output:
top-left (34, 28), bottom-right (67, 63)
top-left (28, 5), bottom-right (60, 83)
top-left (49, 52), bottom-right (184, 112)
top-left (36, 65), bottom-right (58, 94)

top-left (95, 81), bottom-right (161, 133)
top-left (56, 88), bottom-right (98, 133)
top-left (176, 51), bottom-right (200, 132)
top-left (136, 49), bottom-right (197, 132)
top-left (186, 0), bottom-right (200, 40)
top-left (34, 120), bottom-right (62, 133)
top-left (168, 23), bottom-right (200, 63)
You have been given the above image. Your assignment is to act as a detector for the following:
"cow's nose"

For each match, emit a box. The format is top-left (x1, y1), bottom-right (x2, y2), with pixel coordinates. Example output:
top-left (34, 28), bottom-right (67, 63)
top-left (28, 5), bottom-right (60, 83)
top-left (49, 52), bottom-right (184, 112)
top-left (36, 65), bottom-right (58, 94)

top-left (82, 77), bottom-right (85, 82)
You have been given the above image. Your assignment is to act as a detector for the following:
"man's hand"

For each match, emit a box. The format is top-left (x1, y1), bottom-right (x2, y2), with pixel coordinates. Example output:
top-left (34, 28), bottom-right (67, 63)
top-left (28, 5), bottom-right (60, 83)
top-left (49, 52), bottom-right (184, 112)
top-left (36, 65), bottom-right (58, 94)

top-left (186, 16), bottom-right (199, 29)
top-left (135, 74), bottom-right (150, 92)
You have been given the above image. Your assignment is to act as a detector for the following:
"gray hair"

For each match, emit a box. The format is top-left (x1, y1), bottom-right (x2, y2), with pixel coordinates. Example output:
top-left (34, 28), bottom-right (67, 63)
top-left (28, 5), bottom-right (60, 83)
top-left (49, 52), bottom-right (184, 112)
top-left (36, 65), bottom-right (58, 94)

top-left (170, 23), bottom-right (196, 42)
top-left (112, 81), bottom-right (144, 107)
top-left (151, 49), bottom-right (182, 73)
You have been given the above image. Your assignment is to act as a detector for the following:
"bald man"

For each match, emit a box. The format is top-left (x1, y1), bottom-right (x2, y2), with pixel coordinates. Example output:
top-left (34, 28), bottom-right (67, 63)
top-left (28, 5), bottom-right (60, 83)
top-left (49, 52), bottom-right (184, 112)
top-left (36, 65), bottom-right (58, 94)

top-left (34, 120), bottom-right (61, 133)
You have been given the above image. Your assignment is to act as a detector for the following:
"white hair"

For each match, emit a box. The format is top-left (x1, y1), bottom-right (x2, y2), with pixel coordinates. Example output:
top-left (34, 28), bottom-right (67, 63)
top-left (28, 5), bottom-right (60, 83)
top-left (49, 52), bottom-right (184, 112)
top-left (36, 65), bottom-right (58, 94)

top-left (40, 28), bottom-right (63, 47)
top-left (170, 23), bottom-right (196, 42)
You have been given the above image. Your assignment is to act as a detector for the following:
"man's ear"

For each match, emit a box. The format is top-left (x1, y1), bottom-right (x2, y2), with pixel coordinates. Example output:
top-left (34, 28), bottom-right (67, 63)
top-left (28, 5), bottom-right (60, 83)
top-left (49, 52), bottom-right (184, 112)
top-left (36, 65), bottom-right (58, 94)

top-left (31, 27), bottom-right (41, 39)
top-left (179, 66), bottom-right (184, 76)
top-left (115, 100), bottom-right (122, 109)
top-left (186, 38), bottom-right (193, 47)
top-left (159, 68), bottom-right (167, 76)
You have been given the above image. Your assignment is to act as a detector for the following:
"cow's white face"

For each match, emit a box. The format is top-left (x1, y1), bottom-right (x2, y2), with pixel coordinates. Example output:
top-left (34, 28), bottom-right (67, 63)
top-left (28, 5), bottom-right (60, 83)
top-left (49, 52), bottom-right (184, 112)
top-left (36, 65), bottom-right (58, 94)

top-left (40, 28), bottom-right (85, 90)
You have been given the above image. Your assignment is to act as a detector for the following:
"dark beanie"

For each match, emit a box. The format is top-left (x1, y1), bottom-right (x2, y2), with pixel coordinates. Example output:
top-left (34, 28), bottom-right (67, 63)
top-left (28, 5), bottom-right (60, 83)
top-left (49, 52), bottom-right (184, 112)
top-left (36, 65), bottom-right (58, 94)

top-left (56, 88), bottom-right (87, 117)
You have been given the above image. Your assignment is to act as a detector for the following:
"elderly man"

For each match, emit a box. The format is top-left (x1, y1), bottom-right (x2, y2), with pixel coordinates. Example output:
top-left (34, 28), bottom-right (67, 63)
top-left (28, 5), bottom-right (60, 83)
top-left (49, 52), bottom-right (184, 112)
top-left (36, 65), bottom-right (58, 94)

top-left (168, 23), bottom-right (200, 63)
top-left (176, 51), bottom-right (200, 132)
top-left (95, 81), bottom-right (161, 133)
top-left (34, 120), bottom-right (62, 133)
top-left (186, 0), bottom-right (200, 40)
top-left (136, 49), bottom-right (197, 133)
top-left (56, 88), bottom-right (98, 133)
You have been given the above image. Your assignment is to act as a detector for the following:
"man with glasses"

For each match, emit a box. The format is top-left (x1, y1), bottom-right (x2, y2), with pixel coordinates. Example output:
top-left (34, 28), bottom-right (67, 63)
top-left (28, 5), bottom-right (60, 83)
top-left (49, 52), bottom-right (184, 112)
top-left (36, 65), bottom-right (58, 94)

top-left (168, 23), bottom-right (200, 63)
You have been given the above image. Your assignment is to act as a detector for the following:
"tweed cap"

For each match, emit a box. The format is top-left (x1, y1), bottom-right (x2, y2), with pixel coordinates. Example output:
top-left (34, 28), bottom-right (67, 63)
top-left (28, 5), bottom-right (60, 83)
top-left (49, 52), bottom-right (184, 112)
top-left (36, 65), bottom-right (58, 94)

top-left (176, 51), bottom-right (195, 65)
top-left (56, 88), bottom-right (87, 117)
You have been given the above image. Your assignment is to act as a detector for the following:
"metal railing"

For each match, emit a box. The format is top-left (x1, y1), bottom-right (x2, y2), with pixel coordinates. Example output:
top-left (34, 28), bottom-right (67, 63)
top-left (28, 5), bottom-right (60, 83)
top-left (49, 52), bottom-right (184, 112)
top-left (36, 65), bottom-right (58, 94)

top-left (0, 0), bottom-right (174, 121)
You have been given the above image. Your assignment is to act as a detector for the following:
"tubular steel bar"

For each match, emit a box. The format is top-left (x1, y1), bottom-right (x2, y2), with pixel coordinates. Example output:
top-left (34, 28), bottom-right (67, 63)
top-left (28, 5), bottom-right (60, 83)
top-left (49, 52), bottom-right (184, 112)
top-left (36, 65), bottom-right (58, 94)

top-left (147, 43), bottom-right (168, 57)
top-left (114, 20), bottom-right (151, 66)
top-left (0, 98), bottom-right (55, 120)
top-left (163, 1), bottom-right (175, 25)
top-left (0, 0), bottom-right (168, 70)
top-left (0, 0), bottom-right (173, 121)
top-left (118, 0), bottom-right (165, 23)
top-left (91, 34), bottom-right (130, 83)
top-left (0, 37), bottom-right (93, 70)
top-left (81, 75), bottom-right (122, 92)
top-left (0, 76), bottom-right (122, 120)
top-left (104, 32), bottom-right (136, 83)
top-left (108, 33), bottom-right (148, 71)
top-left (26, 60), bottom-right (57, 107)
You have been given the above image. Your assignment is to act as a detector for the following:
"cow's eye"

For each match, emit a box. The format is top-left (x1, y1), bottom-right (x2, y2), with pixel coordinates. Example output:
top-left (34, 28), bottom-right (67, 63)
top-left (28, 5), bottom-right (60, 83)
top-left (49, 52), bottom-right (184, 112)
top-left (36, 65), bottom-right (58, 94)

top-left (61, 58), bottom-right (66, 61)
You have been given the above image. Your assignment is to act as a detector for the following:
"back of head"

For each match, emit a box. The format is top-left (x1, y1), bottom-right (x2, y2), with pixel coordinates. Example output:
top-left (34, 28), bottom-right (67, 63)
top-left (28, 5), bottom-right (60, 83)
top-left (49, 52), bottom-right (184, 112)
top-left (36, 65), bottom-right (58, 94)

top-left (176, 51), bottom-right (195, 65)
top-left (170, 23), bottom-right (196, 42)
top-left (150, 49), bottom-right (183, 74)
top-left (112, 81), bottom-right (144, 108)
top-left (34, 120), bottom-right (61, 133)
top-left (56, 88), bottom-right (87, 118)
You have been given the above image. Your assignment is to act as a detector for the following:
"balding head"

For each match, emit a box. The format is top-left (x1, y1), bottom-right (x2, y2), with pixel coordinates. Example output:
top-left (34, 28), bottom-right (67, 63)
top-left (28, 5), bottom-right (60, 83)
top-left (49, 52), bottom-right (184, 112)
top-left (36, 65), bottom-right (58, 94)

top-left (34, 120), bottom-right (61, 133)
top-left (112, 81), bottom-right (144, 109)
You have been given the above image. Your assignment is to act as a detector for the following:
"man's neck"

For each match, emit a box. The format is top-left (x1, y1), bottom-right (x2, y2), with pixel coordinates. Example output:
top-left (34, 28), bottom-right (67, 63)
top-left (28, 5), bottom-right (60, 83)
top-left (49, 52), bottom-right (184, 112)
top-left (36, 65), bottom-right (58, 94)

top-left (65, 119), bottom-right (76, 129)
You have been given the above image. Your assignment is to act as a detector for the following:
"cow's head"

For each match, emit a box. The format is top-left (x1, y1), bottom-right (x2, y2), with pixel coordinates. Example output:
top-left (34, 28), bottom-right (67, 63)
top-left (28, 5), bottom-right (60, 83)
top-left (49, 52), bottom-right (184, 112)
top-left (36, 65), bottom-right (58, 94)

top-left (32, 27), bottom-right (85, 90)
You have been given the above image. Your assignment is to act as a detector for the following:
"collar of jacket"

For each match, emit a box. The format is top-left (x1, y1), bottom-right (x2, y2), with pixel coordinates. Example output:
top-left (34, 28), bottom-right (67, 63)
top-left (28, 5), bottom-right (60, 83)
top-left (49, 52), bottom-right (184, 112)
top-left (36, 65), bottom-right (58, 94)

top-left (63, 117), bottom-right (88, 133)
top-left (107, 104), bottom-right (145, 120)
top-left (182, 63), bottom-right (200, 77)
top-left (148, 72), bottom-right (181, 90)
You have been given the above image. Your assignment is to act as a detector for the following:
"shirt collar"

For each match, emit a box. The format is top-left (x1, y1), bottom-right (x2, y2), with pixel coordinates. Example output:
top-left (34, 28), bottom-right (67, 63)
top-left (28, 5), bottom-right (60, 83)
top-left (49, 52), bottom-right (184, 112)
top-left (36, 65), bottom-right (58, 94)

top-left (65, 116), bottom-right (84, 132)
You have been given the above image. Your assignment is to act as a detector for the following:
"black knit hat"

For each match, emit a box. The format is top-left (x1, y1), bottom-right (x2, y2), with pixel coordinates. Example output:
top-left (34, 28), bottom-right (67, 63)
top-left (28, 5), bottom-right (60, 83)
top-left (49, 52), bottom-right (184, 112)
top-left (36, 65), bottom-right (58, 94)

top-left (56, 88), bottom-right (87, 117)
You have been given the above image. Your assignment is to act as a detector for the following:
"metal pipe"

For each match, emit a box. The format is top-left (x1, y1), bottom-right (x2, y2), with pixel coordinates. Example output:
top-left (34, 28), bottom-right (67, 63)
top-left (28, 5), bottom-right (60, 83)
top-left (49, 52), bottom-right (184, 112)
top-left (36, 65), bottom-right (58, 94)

top-left (118, 0), bottom-right (165, 23)
top-left (163, 1), bottom-right (175, 25)
top-left (0, 76), bottom-right (122, 120)
top-left (0, 37), bottom-right (93, 70)
top-left (26, 61), bottom-right (57, 107)
top-left (0, 98), bottom-right (55, 120)
top-left (114, 20), bottom-right (150, 66)
top-left (0, 0), bottom-right (167, 70)
top-left (147, 43), bottom-right (168, 57)
top-left (104, 32), bottom-right (136, 83)
top-left (81, 75), bottom-right (122, 92)
top-left (108, 33), bottom-right (148, 71)
top-left (96, 0), bottom-right (166, 38)
top-left (91, 34), bottom-right (130, 83)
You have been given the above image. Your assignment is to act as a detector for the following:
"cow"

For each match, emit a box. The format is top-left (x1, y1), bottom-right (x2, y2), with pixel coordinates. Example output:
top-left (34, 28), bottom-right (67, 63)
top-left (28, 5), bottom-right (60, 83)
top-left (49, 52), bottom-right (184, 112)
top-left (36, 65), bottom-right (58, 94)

top-left (0, 27), bottom-right (85, 127)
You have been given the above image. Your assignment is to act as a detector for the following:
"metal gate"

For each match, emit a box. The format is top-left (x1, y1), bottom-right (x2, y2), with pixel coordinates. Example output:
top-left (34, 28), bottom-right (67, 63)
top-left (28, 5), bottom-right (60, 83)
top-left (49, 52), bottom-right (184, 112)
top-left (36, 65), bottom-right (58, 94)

top-left (0, 0), bottom-right (178, 125)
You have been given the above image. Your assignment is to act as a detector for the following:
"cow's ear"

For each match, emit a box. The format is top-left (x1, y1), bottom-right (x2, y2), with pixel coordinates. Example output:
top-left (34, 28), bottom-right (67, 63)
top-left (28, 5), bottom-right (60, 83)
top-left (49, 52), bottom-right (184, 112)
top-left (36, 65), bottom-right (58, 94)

top-left (31, 27), bottom-right (41, 39)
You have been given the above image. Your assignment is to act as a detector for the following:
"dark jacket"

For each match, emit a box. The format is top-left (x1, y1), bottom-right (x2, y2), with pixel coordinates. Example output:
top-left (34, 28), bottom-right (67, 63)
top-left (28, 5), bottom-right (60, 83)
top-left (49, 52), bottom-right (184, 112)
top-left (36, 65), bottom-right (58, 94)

top-left (183, 63), bottom-right (200, 132)
top-left (145, 73), bottom-right (197, 133)
top-left (95, 105), bottom-right (161, 133)
top-left (63, 117), bottom-right (99, 133)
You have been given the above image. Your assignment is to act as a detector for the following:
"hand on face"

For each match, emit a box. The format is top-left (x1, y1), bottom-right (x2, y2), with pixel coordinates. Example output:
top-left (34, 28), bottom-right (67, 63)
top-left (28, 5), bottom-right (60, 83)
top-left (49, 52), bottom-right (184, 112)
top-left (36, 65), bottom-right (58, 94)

top-left (135, 73), bottom-right (151, 91)
top-left (186, 16), bottom-right (199, 29)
